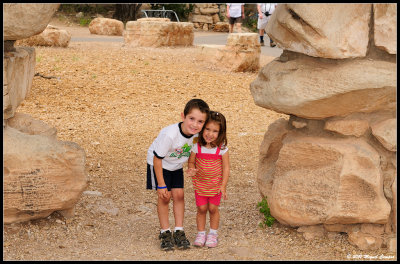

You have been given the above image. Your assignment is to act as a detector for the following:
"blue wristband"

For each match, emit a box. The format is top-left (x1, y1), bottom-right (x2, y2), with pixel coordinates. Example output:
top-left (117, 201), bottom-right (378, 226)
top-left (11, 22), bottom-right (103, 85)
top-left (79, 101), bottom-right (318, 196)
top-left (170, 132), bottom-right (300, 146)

top-left (157, 186), bottom-right (167, 189)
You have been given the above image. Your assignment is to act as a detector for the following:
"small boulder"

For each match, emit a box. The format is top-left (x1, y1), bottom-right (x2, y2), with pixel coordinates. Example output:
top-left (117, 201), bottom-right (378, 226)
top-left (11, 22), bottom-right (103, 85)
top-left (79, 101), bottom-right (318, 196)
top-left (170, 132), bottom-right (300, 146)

top-left (15, 25), bottom-right (71, 48)
top-left (89, 17), bottom-right (124, 36)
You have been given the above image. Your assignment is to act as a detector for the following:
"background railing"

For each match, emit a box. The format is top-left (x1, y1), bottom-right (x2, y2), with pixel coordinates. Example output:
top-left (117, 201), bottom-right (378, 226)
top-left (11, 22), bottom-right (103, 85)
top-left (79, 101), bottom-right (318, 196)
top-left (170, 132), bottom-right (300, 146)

top-left (141, 7), bottom-right (180, 22)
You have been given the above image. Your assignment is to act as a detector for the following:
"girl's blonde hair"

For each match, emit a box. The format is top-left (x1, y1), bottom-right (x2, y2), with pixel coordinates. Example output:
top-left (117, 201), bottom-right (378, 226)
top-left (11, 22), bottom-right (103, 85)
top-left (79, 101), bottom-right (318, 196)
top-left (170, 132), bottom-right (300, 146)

top-left (199, 111), bottom-right (227, 149)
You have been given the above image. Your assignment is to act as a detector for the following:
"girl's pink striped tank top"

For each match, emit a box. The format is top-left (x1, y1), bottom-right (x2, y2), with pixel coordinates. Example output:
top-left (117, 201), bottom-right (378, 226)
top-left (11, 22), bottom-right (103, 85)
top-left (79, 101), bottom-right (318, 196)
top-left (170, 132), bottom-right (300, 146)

top-left (192, 144), bottom-right (222, 197)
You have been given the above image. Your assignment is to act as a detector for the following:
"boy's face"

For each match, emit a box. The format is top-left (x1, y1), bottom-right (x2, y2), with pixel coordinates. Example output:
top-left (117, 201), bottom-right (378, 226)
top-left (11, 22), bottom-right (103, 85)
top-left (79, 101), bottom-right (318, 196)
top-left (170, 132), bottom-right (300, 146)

top-left (181, 108), bottom-right (207, 136)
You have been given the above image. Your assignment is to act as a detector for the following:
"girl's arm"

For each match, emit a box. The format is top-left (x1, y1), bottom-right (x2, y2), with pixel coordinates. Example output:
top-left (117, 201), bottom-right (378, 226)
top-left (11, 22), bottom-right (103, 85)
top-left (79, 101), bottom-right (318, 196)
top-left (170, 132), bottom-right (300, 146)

top-left (186, 151), bottom-right (197, 177)
top-left (220, 150), bottom-right (230, 200)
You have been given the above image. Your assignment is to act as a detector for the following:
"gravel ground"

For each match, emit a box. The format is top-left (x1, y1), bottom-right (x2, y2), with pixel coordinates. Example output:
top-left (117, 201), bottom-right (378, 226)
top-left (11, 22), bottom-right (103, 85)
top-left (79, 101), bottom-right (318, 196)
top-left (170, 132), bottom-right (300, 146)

top-left (3, 21), bottom-right (396, 261)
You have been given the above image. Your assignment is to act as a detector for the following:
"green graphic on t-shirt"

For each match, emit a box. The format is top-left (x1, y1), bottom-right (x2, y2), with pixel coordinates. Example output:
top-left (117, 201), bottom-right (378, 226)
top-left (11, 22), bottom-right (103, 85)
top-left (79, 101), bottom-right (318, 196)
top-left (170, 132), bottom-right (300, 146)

top-left (170, 143), bottom-right (192, 159)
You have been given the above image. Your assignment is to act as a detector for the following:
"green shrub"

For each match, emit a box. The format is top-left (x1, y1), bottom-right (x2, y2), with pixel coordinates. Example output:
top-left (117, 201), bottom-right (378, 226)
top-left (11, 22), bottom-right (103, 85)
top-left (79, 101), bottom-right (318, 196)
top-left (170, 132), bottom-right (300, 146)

top-left (243, 9), bottom-right (258, 33)
top-left (59, 4), bottom-right (114, 14)
top-left (79, 17), bottom-right (92, 26)
top-left (257, 197), bottom-right (275, 227)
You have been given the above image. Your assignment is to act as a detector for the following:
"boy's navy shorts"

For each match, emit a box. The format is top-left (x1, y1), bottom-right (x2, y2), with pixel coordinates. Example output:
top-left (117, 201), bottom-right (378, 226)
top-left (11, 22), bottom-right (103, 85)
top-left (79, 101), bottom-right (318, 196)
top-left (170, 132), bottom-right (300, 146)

top-left (146, 164), bottom-right (184, 191)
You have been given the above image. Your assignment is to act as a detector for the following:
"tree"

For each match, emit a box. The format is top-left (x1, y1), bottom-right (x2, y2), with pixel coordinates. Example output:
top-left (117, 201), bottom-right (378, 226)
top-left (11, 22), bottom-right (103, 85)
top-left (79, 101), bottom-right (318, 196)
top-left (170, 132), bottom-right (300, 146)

top-left (113, 4), bottom-right (142, 23)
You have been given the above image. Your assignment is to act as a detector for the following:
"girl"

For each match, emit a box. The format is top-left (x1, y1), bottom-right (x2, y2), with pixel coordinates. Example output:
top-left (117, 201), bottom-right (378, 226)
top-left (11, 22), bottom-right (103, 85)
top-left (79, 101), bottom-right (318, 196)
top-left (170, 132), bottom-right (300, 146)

top-left (187, 111), bottom-right (230, 248)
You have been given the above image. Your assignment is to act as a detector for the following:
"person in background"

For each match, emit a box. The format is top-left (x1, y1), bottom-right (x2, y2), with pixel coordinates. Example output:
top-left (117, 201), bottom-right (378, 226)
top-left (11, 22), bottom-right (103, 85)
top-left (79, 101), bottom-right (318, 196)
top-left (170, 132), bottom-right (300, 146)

top-left (257, 3), bottom-right (277, 47)
top-left (226, 3), bottom-right (245, 33)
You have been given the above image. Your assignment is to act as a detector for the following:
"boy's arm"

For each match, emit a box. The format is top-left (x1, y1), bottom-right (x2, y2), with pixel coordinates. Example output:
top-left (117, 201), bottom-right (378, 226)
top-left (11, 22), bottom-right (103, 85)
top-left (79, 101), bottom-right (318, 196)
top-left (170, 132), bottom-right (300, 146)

top-left (241, 4), bottom-right (245, 18)
top-left (153, 156), bottom-right (169, 199)
top-left (220, 151), bottom-right (230, 199)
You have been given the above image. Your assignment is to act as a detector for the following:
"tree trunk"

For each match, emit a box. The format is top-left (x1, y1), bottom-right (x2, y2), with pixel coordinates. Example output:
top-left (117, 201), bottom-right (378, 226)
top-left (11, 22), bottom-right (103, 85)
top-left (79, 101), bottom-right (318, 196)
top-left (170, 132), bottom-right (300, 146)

top-left (113, 4), bottom-right (142, 23)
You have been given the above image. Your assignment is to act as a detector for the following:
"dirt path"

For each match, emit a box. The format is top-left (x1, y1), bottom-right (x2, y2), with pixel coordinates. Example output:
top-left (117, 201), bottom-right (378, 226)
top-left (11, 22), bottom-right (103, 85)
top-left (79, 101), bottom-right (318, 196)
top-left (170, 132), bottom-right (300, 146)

top-left (3, 21), bottom-right (395, 261)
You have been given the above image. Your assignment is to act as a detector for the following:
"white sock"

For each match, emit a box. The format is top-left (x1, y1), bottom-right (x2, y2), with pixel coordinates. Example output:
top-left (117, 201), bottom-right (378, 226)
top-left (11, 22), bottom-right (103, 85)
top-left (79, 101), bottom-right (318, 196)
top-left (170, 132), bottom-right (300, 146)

top-left (209, 228), bottom-right (218, 235)
top-left (161, 228), bottom-right (171, 233)
top-left (174, 227), bottom-right (183, 232)
top-left (198, 231), bottom-right (206, 235)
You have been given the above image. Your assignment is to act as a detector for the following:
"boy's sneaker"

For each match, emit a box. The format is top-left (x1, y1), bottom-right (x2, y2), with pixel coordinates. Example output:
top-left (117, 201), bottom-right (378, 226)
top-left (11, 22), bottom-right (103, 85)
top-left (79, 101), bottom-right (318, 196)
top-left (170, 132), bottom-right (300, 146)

top-left (193, 232), bottom-right (206, 247)
top-left (173, 230), bottom-right (190, 249)
top-left (260, 40), bottom-right (265, 46)
top-left (159, 230), bottom-right (174, 251)
top-left (205, 233), bottom-right (218, 248)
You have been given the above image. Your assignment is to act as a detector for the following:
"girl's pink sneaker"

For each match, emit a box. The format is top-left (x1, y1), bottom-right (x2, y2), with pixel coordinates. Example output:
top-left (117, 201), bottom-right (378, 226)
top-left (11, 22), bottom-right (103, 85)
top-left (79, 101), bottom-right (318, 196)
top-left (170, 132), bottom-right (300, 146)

top-left (193, 232), bottom-right (206, 247)
top-left (205, 233), bottom-right (218, 248)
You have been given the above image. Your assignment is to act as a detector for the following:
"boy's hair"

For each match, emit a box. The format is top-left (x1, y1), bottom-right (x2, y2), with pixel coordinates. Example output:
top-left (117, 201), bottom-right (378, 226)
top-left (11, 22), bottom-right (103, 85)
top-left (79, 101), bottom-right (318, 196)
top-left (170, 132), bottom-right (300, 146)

top-left (183, 98), bottom-right (210, 116)
top-left (199, 111), bottom-right (227, 149)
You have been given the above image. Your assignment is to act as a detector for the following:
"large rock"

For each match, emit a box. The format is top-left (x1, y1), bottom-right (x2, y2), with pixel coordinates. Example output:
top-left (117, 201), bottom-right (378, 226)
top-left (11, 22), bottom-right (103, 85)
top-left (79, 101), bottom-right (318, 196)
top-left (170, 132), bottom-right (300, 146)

top-left (213, 22), bottom-right (230, 32)
top-left (258, 120), bottom-right (391, 227)
top-left (266, 4), bottom-right (371, 59)
top-left (257, 118), bottom-right (289, 198)
top-left (3, 126), bottom-right (87, 224)
top-left (392, 177), bottom-right (397, 233)
top-left (124, 20), bottom-right (194, 47)
top-left (3, 3), bottom-right (60, 41)
top-left (3, 47), bottom-right (35, 120)
top-left (254, 3), bottom-right (396, 252)
top-left (370, 118), bottom-right (397, 152)
top-left (89, 17), bottom-right (124, 36)
top-left (323, 223), bottom-right (386, 250)
top-left (373, 4), bottom-right (397, 54)
top-left (348, 230), bottom-right (383, 251)
top-left (214, 33), bottom-right (260, 72)
top-left (7, 112), bottom-right (57, 139)
top-left (323, 111), bottom-right (395, 139)
top-left (324, 118), bottom-right (369, 137)
top-left (250, 53), bottom-right (396, 119)
top-left (15, 25), bottom-right (71, 48)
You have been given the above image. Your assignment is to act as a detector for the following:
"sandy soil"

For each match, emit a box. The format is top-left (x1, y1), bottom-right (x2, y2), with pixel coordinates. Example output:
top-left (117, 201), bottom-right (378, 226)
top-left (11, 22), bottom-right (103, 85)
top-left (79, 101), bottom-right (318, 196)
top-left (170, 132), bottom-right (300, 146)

top-left (3, 19), bottom-right (396, 261)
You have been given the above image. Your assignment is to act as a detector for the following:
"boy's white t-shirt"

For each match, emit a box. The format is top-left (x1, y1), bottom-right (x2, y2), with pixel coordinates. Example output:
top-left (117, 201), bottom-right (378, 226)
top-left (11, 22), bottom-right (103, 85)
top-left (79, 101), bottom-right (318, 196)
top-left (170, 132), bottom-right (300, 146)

top-left (192, 143), bottom-right (228, 156)
top-left (227, 3), bottom-right (244, 18)
top-left (147, 122), bottom-right (198, 171)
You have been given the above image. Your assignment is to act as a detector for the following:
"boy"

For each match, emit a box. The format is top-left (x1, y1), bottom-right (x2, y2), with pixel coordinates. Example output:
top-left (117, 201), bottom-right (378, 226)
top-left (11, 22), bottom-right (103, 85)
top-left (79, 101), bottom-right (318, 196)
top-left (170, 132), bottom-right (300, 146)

top-left (146, 99), bottom-right (210, 251)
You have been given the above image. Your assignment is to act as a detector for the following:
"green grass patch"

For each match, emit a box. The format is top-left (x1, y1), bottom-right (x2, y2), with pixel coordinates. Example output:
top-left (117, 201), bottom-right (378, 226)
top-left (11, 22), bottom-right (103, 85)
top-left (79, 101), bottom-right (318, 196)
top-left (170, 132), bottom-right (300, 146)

top-left (257, 197), bottom-right (276, 227)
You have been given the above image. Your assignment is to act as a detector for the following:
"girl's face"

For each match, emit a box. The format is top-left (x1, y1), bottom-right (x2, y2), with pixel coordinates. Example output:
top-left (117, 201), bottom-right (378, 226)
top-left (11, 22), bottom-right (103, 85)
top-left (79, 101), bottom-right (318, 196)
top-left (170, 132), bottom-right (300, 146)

top-left (202, 121), bottom-right (220, 145)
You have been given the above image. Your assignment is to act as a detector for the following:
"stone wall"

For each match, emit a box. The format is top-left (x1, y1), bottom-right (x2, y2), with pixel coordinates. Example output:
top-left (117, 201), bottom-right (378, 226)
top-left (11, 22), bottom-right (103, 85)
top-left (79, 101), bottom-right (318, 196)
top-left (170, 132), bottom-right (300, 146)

top-left (189, 3), bottom-right (229, 32)
top-left (250, 3), bottom-right (396, 251)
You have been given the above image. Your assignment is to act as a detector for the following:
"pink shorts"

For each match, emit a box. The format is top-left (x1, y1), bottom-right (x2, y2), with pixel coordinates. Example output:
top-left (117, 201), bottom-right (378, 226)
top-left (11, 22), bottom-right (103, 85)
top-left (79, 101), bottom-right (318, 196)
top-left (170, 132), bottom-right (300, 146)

top-left (195, 191), bottom-right (222, 207)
